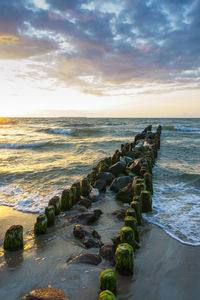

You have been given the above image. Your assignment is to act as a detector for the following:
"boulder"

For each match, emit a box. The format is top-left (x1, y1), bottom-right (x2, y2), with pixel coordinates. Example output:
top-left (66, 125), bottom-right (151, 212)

top-left (73, 224), bottom-right (102, 248)
top-left (129, 159), bottom-right (143, 175)
top-left (21, 288), bottom-right (69, 300)
top-left (99, 244), bottom-right (115, 265)
top-left (108, 162), bottom-right (126, 176)
top-left (116, 183), bottom-right (133, 203)
top-left (70, 209), bottom-right (102, 225)
top-left (48, 196), bottom-right (60, 215)
top-left (78, 196), bottom-right (92, 208)
top-left (4, 225), bottom-right (23, 251)
top-left (66, 253), bottom-right (102, 265)
top-left (111, 209), bottom-right (126, 221)
top-left (94, 179), bottom-right (107, 192)
top-left (96, 172), bottom-right (115, 185)
top-left (34, 214), bottom-right (47, 236)
top-left (110, 176), bottom-right (132, 193)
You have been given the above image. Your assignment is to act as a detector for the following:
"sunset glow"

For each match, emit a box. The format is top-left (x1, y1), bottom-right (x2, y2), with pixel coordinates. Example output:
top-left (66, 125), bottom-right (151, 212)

top-left (0, 0), bottom-right (199, 117)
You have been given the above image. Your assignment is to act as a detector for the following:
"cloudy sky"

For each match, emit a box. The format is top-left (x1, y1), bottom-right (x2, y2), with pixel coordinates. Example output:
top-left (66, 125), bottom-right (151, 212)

top-left (0, 0), bottom-right (200, 117)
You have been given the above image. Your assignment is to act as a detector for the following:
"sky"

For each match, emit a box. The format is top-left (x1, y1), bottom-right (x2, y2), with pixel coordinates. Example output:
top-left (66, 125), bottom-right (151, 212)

top-left (0, 0), bottom-right (200, 117)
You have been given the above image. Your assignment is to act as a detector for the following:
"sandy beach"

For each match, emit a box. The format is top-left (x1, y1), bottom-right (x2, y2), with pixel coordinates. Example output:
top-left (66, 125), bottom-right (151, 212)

top-left (1, 201), bottom-right (200, 300)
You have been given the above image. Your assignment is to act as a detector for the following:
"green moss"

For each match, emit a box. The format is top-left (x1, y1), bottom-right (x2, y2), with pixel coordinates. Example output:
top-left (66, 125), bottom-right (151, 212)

top-left (61, 189), bottom-right (73, 211)
top-left (124, 216), bottom-right (140, 243)
top-left (72, 181), bottom-right (81, 201)
top-left (45, 205), bottom-right (56, 227)
top-left (99, 269), bottom-right (117, 294)
top-left (48, 196), bottom-right (61, 215)
top-left (34, 214), bottom-right (47, 236)
top-left (99, 290), bottom-right (116, 300)
top-left (115, 243), bottom-right (134, 276)
top-left (130, 200), bottom-right (141, 225)
top-left (120, 226), bottom-right (135, 248)
top-left (4, 225), bottom-right (23, 251)
top-left (116, 188), bottom-right (132, 203)
top-left (134, 182), bottom-right (146, 196)
top-left (125, 208), bottom-right (137, 219)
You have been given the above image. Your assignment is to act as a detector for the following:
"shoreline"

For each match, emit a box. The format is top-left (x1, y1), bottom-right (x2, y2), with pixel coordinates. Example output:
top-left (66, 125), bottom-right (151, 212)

top-left (1, 207), bottom-right (200, 299)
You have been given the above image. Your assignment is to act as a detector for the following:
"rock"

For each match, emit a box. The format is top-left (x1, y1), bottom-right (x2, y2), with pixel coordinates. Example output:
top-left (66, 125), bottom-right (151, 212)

top-left (115, 243), bottom-right (134, 276)
top-left (4, 225), bottom-right (23, 251)
top-left (129, 158), bottom-right (143, 175)
top-left (81, 178), bottom-right (90, 197)
top-left (111, 235), bottom-right (121, 250)
top-left (21, 288), bottom-right (69, 299)
top-left (66, 253), bottom-right (102, 265)
top-left (111, 209), bottom-right (126, 221)
top-left (78, 196), bottom-right (92, 208)
top-left (48, 196), bottom-right (61, 215)
top-left (97, 172), bottom-right (115, 185)
top-left (110, 176), bottom-right (132, 193)
top-left (99, 244), bottom-right (115, 264)
top-left (89, 187), bottom-right (100, 201)
top-left (94, 179), bottom-right (107, 192)
top-left (108, 162), bottom-right (126, 176)
top-left (34, 214), bottom-right (47, 236)
top-left (120, 226), bottom-right (135, 248)
top-left (99, 290), bottom-right (116, 300)
top-left (99, 269), bottom-right (117, 294)
top-left (45, 205), bottom-right (56, 227)
top-left (73, 224), bottom-right (102, 248)
top-left (141, 190), bottom-right (152, 212)
top-left (115, 183), bottom-right (133, 203)
top-left (71, 209), bottom-right (102, 225)
top-left (61, 189), bottom-right (73, 211)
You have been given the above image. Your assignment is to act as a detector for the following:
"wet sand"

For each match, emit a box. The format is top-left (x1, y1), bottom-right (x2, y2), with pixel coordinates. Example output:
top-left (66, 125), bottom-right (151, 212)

top-left (0, 198), bottom-right (200, 300)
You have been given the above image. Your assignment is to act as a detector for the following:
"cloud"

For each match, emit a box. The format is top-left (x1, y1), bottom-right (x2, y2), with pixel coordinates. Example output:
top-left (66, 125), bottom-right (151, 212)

top-left (0, 0), bottom-right (200, 95)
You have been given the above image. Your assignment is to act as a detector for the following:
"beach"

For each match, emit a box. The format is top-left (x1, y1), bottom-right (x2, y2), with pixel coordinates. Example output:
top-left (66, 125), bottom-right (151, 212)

top-left (0, 118), bottom-right (200, 299)
top-left (0, 205), bottom-right (200, 300)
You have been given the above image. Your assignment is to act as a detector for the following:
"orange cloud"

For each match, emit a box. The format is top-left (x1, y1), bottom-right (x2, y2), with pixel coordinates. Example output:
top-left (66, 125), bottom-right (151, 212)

top-left (0, 34), bottom-right (20, 45)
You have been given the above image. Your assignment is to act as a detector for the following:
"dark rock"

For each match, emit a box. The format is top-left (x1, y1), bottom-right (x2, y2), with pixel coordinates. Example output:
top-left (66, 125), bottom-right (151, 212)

top-left (66, 253), bottom-right (102, 265)
top-left (110, 176), bottom-right (132, 193)
top-left (129, 159), bottom-right (144, 175)
top-left (108, 162), bottom-right (126, 176)
top-left (99, 244), bottom-right (115, 265)
top-left (4, 225), bottom-right (23, 251)
top-left (73, 224), bottom-right (102, 248)
top-left (78, 196), bottom-right (92, 208)
top-left (96, 172), bottom-right (115, 185)
top-left (21, 288), bottom-right (69, 300)
top-left (94, 179), bottom-right (107, 192)
top-left (111, 209), bottom-right (126, 221)
top-left (70, 209), bottom-right (102, 225)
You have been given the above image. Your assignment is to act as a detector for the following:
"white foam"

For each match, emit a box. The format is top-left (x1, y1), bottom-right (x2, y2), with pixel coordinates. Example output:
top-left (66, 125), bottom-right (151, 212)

top-left (0, 142), bottom-right (47, 149)
top-left (49, 128), bottom-right (74, 135)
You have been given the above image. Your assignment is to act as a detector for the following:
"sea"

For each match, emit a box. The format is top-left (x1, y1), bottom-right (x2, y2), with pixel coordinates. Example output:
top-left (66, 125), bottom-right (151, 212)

top-left (0, 118), bottom-right (200, 246)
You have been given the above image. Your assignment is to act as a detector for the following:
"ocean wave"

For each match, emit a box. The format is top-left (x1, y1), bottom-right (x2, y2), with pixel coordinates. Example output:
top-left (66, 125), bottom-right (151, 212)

top-left (42, 127), bottom-right (103, 136)
top-left (0, 142), bottom-right (50, 149)
top-left (164, 125), bottom-right (200, 132)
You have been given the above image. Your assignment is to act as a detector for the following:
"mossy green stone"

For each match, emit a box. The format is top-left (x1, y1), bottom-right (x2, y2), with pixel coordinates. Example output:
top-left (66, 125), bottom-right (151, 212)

top-left (4, 225), bottom-right (23, 251)
top-left (120, 226), bottom-right (135, 248)
top-left (61, 189), bottom-right (73, 211)
top-left (125, 208), bottom-right (137, 219)
top-left (72, 182), bottom-right (81, 201)
top-left (99, 290), bottom-right (116, 300)
top-left (115, 243), bottom-right (134, 276)
top-left (34, 214), bottom-right (47, 236)
top-left (45, 205), bottom-right (56, 226)
top-left (116, 188), bottom-right (132, 203)
top-left (124, 216), bottom-right (140, 242)
top-left (141, 190), bottom-right (152, 212)
top-left (70, 186), bottom-right (77, 205)
top-left (130, 200), bottom-right (141, 225)
top-left (81, 178), bottom-right (90, 196)
top-left (135, 182), bottom-right (146, 196)
top-left (48, 196), bottom-right (60, 215)
top-left (144, 172), bottom-right (153, 194)
top-left (99, 269), bottom-right (117, 294)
